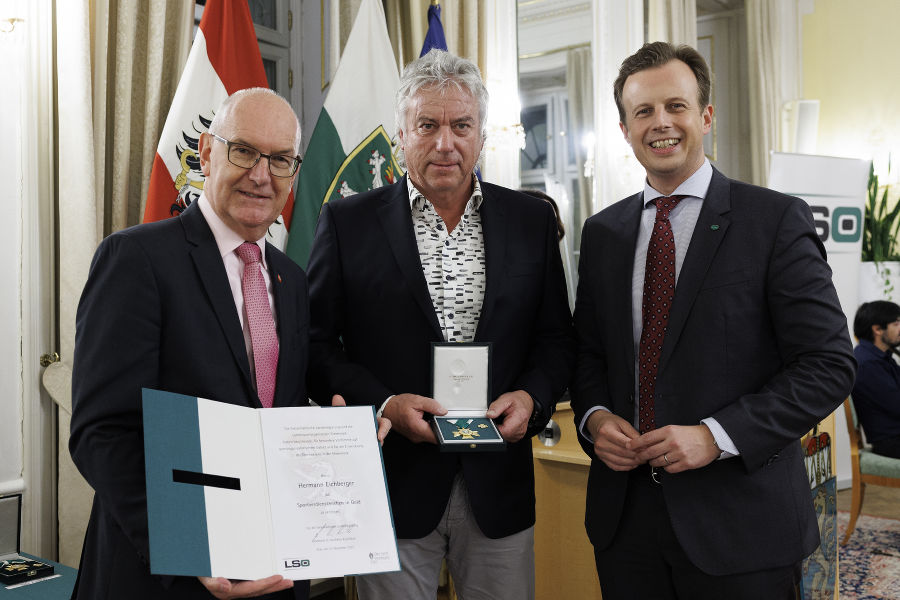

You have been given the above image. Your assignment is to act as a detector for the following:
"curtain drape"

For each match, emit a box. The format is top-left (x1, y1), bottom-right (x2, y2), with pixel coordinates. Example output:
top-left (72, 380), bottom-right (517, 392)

top-left (745, 0), bottom-right (801, 185)
top-left (647, 0), bottom-right (697, 47)
top-left (591, 0), bottom-right (645, 212)
top-left (55, 0), bottom-right (192, 566)
top-left (384, 0), bottom-right (484, 75)
top-left (566, 46), bottom-right (593, 249)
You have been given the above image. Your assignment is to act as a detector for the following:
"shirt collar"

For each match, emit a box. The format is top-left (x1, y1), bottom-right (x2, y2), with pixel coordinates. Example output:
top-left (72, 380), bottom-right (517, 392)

top-left (407, 175), bottom-right (484, 213)
top-left (198, 193), bottom-right (268, 268)
top-left (643, 158), bottom-right (713, 207)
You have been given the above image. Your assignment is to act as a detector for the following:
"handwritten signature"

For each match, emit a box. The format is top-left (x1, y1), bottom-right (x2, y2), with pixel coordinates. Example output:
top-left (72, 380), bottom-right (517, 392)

top-left (312, 522), bottom-right (360, 542)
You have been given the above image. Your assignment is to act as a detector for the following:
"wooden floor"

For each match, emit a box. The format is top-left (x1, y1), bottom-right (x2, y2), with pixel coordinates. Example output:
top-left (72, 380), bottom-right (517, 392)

top-left (837, 482), bottom-right (900, 520)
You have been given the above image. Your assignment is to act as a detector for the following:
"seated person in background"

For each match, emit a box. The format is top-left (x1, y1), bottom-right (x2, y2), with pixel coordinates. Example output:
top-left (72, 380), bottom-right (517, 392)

top-left (852, 300), bottom-right (900, 458)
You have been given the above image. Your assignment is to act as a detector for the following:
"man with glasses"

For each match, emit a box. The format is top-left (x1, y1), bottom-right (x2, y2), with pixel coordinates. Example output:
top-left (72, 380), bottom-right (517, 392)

top-left (70, 88), bottom-right (311, 600)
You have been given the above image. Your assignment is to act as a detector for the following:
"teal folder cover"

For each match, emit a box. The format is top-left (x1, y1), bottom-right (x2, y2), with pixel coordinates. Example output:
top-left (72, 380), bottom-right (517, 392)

top-left (142, 388), bottom-right (212, 576)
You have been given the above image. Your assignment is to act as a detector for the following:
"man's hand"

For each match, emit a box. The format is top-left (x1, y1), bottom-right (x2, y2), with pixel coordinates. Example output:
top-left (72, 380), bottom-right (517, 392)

top-left (198, 575), bottom-right (292, 599)
top-left (628, 424), bottom-right (720, 473)
top-left (486, 390), bottom-right (534, 443)
top-left (331, 394), bottom-right (392, 445)
top-left (585, 411), bottom-right (642, 471)
top-left (381, 393), bottom-right (447, 444)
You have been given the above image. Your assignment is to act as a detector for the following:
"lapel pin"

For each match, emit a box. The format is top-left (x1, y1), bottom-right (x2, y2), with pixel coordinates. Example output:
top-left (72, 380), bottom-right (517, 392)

top-left (710, 225), bottom-right (720, 231)
top-left (277, 274), bottom-right (283, 283)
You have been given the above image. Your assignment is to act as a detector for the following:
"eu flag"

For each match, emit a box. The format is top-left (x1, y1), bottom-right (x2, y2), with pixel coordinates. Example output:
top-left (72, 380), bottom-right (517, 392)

top-left (420, 2), bottom-right (448, 55)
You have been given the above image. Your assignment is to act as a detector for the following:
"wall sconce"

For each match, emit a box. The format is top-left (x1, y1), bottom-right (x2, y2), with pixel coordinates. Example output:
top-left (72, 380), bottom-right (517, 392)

top-left (485, 123), bottom-right (525, 153)
top-left (0, 17), bottom-right (23, 33)
top-left (582, 131), bottom-right (595, 178)
top-left (484, 87), bottom-right (525, 152)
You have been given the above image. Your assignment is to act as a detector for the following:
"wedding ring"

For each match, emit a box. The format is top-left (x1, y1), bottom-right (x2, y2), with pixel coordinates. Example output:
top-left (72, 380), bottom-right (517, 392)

top-left (663, 453), bottom-right (671, 465)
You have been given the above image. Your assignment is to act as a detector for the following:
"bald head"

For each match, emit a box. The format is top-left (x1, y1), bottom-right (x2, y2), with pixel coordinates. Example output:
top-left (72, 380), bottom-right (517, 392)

top-left (199, 88), bottom-right (302, 241)
top-left (209, 87), bottom-right (301, 154)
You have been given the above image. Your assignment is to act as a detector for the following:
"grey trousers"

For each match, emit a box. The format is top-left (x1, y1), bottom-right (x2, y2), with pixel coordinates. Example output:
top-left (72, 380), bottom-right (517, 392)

top-left (357, 473), bottom-right (535, 600)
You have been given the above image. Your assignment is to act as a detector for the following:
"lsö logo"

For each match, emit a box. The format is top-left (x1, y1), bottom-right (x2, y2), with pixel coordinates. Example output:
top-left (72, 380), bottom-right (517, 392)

top-left (810, 205), bottom-right (862, 244)
top-left (283, 558), bottom-right (311, 569)
top-left (368, 551), bottom-right (390, 563)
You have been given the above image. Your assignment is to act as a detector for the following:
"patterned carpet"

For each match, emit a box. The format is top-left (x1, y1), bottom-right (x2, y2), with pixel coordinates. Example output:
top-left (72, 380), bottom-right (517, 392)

top-left (839, 512), bottom-right (900, 599)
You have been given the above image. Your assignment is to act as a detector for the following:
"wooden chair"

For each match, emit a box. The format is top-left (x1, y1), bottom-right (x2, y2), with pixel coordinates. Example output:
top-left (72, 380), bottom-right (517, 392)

top-left (841, 397), bottom-right (900, 544)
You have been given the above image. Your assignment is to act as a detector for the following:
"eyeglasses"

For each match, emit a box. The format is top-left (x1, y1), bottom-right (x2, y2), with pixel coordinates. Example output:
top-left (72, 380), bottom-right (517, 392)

top-left (211, 134), bottom-right (301, 178)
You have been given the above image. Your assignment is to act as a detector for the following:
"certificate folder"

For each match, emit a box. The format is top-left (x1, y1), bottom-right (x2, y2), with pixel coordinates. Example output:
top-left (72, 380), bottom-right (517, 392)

top-left (142, 388), bottom-right (399, 581)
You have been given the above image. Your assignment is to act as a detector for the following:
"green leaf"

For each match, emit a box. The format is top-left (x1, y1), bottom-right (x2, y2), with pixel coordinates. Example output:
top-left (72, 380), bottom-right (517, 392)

top-left (863, 163), bottom-right (898, 264)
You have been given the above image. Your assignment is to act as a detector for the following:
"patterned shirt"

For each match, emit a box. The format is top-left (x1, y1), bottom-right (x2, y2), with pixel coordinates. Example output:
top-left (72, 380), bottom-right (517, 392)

top-left (407, 177), bottom-right (486, 343)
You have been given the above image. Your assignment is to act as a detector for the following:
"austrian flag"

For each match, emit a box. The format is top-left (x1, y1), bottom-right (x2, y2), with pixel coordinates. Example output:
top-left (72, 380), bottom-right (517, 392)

top-left (143, 1), bottom-right (294, 230)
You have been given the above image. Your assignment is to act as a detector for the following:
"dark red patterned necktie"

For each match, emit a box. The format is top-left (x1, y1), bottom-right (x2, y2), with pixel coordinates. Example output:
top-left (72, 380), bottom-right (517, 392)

top-left (638, 196), bottom-right (683, 433)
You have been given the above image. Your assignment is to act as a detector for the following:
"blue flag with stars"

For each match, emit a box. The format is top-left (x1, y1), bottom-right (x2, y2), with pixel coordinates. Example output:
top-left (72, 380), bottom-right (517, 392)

top-left (420, 2), bottom-right (448, 55)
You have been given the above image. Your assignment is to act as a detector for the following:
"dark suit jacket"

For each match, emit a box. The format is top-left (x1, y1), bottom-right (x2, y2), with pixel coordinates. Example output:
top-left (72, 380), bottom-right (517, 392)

top-left (306, 176), bottom-right (575, 540)
top-left (69, 202), bottom-right (310, 600)
top-left (571, 168), bottom-right (855, 576)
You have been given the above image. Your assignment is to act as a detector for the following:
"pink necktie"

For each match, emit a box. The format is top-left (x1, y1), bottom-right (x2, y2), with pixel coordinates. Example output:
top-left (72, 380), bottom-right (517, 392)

top-left (236, 242), bottom-right (279, 408)
top-left (638, 196), bottom-right (683, 433)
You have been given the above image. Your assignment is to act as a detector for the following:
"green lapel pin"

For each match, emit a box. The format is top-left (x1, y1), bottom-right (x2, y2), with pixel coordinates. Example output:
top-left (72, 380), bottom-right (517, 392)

top-left (710, 224), bottom-right (720, 231)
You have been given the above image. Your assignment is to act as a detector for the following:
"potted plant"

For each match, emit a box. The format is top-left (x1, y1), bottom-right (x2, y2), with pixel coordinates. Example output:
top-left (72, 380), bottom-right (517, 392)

top-left (860, 163), bottom-right (900, 301)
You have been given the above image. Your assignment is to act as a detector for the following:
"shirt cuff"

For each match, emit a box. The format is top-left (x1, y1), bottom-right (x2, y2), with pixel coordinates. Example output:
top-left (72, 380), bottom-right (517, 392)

top-left (376, 395), bottom-right (394, 419)
top-left (701, 417), bottom-right (739, 459)
top-left (578, 406), bottom-right (611, 443)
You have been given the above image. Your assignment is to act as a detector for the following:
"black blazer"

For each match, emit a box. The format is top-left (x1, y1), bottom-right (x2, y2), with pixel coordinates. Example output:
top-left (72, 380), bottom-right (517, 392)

top-left (571, 168), bottom-right (856, 576)
top-left (307, 176), bottom-right (575, 540)
top-left (69, 202), bottom-right (310, 599)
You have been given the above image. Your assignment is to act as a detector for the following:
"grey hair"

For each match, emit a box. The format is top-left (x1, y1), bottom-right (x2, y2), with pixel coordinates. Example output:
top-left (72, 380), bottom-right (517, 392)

top-left (209, 87), bottom-right (301, 154)
top-left (395, 49), bottom-right (489, 167)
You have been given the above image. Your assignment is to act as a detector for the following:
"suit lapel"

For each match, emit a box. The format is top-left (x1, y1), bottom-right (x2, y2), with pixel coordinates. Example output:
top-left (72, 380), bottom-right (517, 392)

top-left (181, 203), bottom-right (256, 401)
top-left (475, 185), bottom-right (506, 338)
top-left (659, 170), bottom-right (732, 370)
top-left (376, 178), bottom-right (443, 338)
top-left (266, 244), bottom-right (295, 408)
top-left (617, 194), bottom-right (644, 390)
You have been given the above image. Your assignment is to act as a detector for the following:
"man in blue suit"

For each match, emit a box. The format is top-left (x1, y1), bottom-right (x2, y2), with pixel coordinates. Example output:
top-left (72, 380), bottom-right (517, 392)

top-left (571, 42), bottom-right (855, 598)
top-left (307, 50), bottom-right (574, 600)
top-left (70, 88), bottom-right (310, 600)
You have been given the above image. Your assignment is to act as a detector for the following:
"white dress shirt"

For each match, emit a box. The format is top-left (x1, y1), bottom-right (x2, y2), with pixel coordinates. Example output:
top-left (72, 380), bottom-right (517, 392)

top-left (198, 194), bottom-right (278, 387)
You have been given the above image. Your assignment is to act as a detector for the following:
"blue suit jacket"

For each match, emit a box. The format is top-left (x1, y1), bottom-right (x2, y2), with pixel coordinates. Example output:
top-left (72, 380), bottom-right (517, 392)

top-left (571, 168), bottom-right (855, 576)
top-left (70, 202), bottom-right (310, 599)
top-left (306, 176), bottom-right (575, 540)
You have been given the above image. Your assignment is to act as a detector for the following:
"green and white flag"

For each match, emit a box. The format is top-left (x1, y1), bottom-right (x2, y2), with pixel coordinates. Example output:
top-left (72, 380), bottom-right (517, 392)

top-left (286, 0), bottom-right (402, 267)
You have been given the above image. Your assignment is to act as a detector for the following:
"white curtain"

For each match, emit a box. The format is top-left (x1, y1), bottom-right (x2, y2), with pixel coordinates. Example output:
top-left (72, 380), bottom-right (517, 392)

top-left (55, 0), bottom-right (192, 566)
top-left (591, 0), bottom-right (646, 212)
top-left (745, 0), bottom-right (801, 185)
top-left (567, 46), bottom-right (593, 247)
top-left (481, 0), bottom-right (520, 189)
top-left (647, 0), bottom-right (697, 46)
top-left (55, 0), bottom-right (103, 568)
